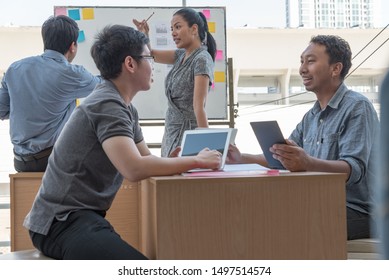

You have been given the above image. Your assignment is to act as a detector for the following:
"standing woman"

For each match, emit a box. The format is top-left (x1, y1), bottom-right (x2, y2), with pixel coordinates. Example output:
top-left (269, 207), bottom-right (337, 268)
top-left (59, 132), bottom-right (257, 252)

top-left (134, 8), bottom-right (217, 157)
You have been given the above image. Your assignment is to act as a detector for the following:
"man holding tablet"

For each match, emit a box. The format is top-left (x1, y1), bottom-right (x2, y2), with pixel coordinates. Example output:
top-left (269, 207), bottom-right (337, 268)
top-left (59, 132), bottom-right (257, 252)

top-left (228, 35), bottom-right (379, 241)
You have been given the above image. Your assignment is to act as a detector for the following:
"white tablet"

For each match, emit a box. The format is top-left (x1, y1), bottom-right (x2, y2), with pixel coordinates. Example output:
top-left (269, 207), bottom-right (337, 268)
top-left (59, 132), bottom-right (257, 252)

top-left (179, 128), bottom-right (233, 172)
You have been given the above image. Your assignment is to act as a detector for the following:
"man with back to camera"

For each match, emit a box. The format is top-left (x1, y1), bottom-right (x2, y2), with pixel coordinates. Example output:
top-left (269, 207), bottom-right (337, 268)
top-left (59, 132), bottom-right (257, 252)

top-left (228, 35), bottom-right (379, 240)
top-left (0, 15), bottom-right (101, 172)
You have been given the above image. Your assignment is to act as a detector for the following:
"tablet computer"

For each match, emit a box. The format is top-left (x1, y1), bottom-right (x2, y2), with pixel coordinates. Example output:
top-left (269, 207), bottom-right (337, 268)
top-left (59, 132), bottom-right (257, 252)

top-left (179, 128), bottom-right (233, 172)
top-left (195, 127), bottom-right (238, 145)
top-left (250, 121), bottom-right (286, 170)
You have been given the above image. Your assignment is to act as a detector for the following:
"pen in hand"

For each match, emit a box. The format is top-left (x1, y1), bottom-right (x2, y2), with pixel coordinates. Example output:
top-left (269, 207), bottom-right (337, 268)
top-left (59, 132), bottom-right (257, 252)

top-left (133, 13), bottom-right (153, 34)
top-left (145, 12), bottom-right (155, 23)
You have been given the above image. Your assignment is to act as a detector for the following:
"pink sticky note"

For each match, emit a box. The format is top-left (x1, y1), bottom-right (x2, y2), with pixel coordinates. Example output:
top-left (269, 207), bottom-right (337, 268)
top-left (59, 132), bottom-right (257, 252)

top-left (202, 9), bottom-right (211, 19)
top-left (55, 7), bottom-right (67, 16)
top-left (216, 50), bottom-right (223, 61)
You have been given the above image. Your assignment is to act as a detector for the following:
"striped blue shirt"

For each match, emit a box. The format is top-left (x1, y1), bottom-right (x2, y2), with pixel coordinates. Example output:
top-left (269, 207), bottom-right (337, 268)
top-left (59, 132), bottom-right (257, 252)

top-left (0, 50), bottom-right (101, 155)
top-left (289, 83), bottom-right (379, 214)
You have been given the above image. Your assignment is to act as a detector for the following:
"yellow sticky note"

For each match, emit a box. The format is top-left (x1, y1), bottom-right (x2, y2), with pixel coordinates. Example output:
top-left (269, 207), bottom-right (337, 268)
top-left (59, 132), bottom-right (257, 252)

top-left (208, 22), bottom-right (216, 33)
top-left (214, 71), bottom-right (225, 83)
top-left (82, 8), bottom-right (95, 20)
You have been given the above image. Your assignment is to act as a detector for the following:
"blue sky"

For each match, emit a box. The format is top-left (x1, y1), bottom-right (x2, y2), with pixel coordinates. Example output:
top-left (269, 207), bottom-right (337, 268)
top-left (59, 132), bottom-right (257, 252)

top-left (1, 0), bottom-right (388, 28)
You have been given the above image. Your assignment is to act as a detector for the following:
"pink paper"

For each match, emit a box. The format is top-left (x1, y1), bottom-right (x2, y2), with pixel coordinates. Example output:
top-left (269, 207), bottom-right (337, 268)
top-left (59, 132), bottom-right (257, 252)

top-left (55, 7), bottom-right (67, 16)
top-left (216, 50), bottom-right (223, 61)
top-left (202, 9), bottom-right (211, 19)
top-left (182, 170), bottom-right (268, 177)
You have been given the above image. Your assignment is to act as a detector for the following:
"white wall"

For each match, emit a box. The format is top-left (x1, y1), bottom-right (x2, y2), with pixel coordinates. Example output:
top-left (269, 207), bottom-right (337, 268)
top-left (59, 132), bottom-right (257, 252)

top-left (1, 26), bottom-right (388, 75)
top-left (0, 27), bottom-right (42, 74)
top-left (227, 28), bottom-right (389, 76)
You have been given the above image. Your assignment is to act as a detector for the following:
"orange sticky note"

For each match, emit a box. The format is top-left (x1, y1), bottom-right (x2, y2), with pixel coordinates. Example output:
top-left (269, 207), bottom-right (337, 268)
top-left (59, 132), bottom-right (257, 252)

top-left (208, 22), bottom-right (216, 33)
top-left (214, 71), bottom-right (225, 83)
top-left (82, 8), bottom-right (95, 20)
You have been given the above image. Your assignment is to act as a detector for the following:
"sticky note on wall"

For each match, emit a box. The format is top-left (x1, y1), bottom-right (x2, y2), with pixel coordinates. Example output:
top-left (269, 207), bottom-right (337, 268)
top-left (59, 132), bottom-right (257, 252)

top-left (82, 8), bottom-right (95, 20)
top-left (214, 71), bottom-right (225, 83)
top-left (55, 7), bottom-right (67, 16)
top-left (68, 9), bottom-right (81, 20)
top-left (78, 30), bottom-right (85, 43)
top-left (216, 50), bottom-right (223, 61)
top-left (202, 9), bottom-right (211, 19)
top-left (208, 22), bottom-right (216, 33)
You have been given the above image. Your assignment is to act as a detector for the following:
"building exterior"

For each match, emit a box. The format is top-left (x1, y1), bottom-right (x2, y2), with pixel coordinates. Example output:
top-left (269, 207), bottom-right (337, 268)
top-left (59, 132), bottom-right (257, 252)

top-left (1, 26), bottom-right (389, 106)
top-left (1, 26), bottom-right (388, 106)
top-left (286, 0), bottom-right (381, 29)
top-left (228, 27), bottom-right (389, 105)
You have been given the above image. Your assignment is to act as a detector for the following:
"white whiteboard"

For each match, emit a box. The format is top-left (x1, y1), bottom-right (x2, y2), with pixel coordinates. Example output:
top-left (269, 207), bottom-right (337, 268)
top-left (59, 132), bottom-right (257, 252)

top-left (55, 6), bottom-right (227, 120)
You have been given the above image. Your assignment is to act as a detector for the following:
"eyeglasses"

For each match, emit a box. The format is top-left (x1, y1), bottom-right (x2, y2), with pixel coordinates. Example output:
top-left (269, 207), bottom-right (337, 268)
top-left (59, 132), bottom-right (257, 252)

top-left (132, 55), bottom-right (154, 66)
top-left (123, 55), bottom-right (155, 66)
top-left (132, 55), bottom-right (155, 61)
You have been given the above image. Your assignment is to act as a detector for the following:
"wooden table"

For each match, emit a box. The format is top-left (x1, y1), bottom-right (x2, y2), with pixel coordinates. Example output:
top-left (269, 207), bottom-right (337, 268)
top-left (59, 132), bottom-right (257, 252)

top-left (139, 172), bottom-right (347, 260)
top-left (10, 171), bottom-right (347, 259)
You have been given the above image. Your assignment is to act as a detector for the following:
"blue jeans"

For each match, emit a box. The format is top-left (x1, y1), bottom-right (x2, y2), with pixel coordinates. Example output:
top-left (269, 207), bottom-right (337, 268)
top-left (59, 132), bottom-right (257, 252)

top-left (30, 209), bottom-right (148, 260)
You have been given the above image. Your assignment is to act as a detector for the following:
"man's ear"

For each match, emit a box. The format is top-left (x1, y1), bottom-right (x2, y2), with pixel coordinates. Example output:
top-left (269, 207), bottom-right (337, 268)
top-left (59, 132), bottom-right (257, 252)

top-left (71, 42), bottom-right (77, 52)
top-left (123, 56), bottom-right (136, 73)
top-left (332, 62), bottom-right (343, 78)
top-left (65, 42), bottom-right (77, 62)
